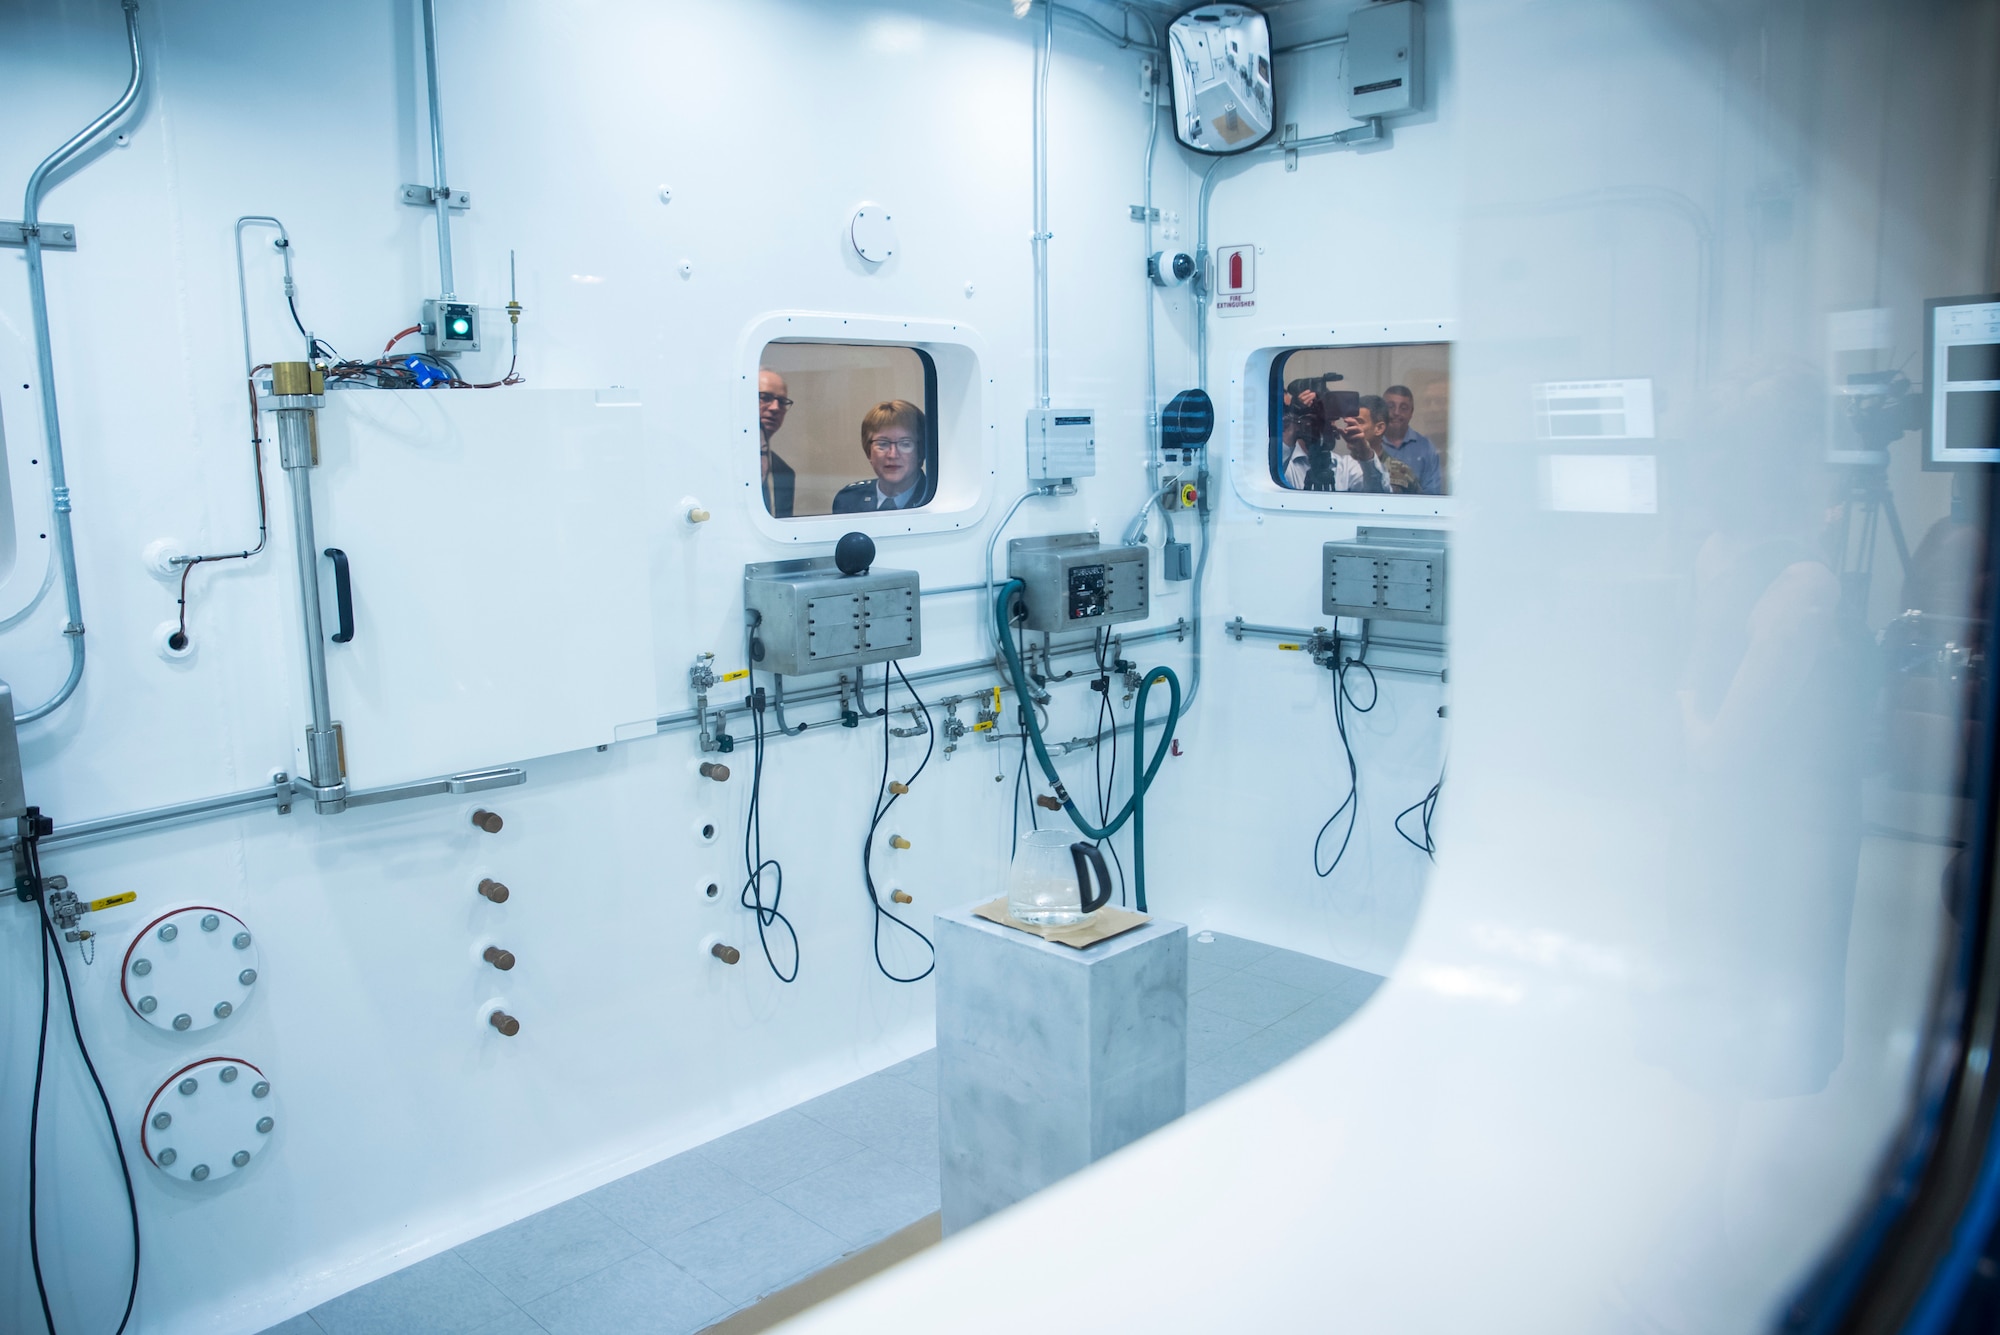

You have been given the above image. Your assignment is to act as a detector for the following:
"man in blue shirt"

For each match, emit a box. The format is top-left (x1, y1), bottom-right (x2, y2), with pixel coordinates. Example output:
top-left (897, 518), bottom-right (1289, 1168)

top-left (1382, 384), bottom-right (1443, 495)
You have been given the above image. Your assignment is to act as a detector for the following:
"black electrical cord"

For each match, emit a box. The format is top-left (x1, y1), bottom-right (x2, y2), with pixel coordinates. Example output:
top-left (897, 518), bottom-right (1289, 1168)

top-left (1092, 629), bottom-right (1129, 907)
top-left (1313, 655), bottom-right (1379, 878)
top-left (1011, 616), bottom-right (1040, 851)
top-left (169, 374), bottom-right (272, 651)
top-left (740, 686), bottom-right (799, 983)
top-left (25, 825), bottom-right (142, 1335)
top-left (862, 662), bottom-right (937, 983)
top-left (1395, 770), bottom-right (1444, 860)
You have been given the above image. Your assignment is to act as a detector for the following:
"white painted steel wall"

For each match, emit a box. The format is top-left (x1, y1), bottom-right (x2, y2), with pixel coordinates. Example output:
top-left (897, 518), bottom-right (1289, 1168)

top-left (0, 2), bottom-right (1455, 1332)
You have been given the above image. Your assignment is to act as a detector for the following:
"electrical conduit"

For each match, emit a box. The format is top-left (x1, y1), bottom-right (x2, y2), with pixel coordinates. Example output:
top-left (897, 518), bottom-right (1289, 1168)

top-left (14, 0), bottom-right (146, 724)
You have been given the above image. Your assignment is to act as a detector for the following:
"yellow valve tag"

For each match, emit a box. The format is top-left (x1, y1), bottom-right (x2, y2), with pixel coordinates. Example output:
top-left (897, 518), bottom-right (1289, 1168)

top-left (1278, 643), bottom-right (1303, 651)
top-left (88, 891), bottom-right (137, 912)
top-left (721, 669), bottom-right (749, 683)
top-left (991, 686), bottom-right (1002, 709)
top-left (972, 720), bottom-right (995, 732)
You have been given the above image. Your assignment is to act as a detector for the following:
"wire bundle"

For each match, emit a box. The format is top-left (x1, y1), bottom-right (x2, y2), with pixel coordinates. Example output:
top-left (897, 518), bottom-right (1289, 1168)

top-left (1313, 655), bottom-right (1379, 878)
top-left (1395, 771), bottom-right (1444, 860)
top-left (863, 663), bottom-right (938, 983)
top-left (739, 688), bottom-right (799, 983)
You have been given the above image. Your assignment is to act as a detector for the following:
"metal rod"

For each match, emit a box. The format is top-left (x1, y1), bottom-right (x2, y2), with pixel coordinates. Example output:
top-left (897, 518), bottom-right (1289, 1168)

top-left (13, 0), bottom-right (145, 724)
top-left (1274, 34), bottom-right (1350, 55)
top-left (421, 0), bottom-right (455, 298)
top-left (1032, 0), bottom-right (1053, 408)
top-left (234, 216), bottom-right (291, 376)
top-left (1226, 617), bottom-right (1446, 679)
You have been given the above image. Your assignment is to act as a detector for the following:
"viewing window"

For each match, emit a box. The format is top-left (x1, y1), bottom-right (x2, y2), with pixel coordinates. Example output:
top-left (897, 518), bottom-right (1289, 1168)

top-left (756, 342), bottom-right (939, 518)
top-left (1268, 343), bottom-right (1452, 496)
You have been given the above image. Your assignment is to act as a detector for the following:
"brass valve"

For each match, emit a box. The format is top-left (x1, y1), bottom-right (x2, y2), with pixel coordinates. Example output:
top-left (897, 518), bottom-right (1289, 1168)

top-left (471, 809), bottom-right (504, 834)
top-left (891, 889), bottom-right (913, 905)
top-left (483, 946), bottom-right (516, 972)
top-left (488, 1010), bottom-right (520, 1036)
top-left (477, 878), bottom-right (510, 904)
top-left (888, 781), bottom-right (910, 796)
top-left (888, 834), bottom-right (911, 850)
top-left (710, 942), bottom-right (741, 965)
top-left (1035, 794), bottom-right (1062, 811)
top-left (699, 762), bottom-right (731, 782)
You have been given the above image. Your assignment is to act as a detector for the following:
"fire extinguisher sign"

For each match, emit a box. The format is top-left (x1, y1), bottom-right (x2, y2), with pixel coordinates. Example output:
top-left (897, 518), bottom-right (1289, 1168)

top-left (1214, 244), bottom-right (1256, 317)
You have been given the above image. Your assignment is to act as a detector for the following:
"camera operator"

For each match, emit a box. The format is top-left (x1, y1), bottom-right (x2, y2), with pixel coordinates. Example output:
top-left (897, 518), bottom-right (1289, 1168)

top-left (1281, 391), bottom-right (1365, 491)
top-left (1331, 395), bottom-right (1408, 493)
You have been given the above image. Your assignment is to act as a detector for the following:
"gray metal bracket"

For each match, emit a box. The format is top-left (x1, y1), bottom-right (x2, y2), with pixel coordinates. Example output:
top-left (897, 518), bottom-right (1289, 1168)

top-left (401, 184), bottom-right (471, 210)
top-left (0, 222), bottom-right (77, 250)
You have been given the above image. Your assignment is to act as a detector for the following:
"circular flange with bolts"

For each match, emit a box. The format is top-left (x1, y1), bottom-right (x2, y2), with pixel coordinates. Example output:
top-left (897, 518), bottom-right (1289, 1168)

top-left (849, 204), bottom-right (898, 264)
top-left (141, 1056), bottom-right (274, 1184)
top-left (123, 907), bottom-right (260, 1034)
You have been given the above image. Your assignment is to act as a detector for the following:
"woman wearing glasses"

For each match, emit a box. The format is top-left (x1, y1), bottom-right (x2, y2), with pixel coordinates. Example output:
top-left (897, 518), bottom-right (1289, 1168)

top-left (831, 400), bottom-right (932, 513)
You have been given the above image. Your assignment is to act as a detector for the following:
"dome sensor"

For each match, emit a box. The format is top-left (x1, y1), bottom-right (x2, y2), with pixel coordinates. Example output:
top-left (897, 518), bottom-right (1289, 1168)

top-left (835, 531), bottom-right (876, 576)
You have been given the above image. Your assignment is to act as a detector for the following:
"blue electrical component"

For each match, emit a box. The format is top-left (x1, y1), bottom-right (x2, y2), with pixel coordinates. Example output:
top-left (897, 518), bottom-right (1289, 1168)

top-left (402, 356), bottom-right (449, 389)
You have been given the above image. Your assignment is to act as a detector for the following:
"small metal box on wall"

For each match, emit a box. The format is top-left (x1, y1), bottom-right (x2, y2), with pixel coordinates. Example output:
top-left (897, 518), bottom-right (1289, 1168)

top-left (1347, 0), bottom-right (1425, 120)
top-left (1008, 534), bottom-right (1149, 633)
top-left (1026, 408), bottom-right (1096, 485)
top-left (744, 557), bottom-right (921, 676)
top-left (1322, 527), bottom-right (1446, 625)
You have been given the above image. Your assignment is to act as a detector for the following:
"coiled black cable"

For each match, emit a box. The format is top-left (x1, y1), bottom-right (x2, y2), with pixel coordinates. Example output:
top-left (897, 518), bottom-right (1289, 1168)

top-left (1313, 655), bottom-right (1380, 878)
top-left (862, 662), bottom-right (937, 983)
top-left (740, 686), bottom-right (799, 983)
top-left (1091, 629), bottom-right (1129, 907)
top-left (25, 824), bottom-right (142, 1335)
top-left (1395, 770), bottom-right (1444, 859)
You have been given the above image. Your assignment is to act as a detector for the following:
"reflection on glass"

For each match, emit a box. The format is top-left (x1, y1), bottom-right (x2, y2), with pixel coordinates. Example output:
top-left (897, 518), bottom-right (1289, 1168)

top-left (758, 343), bottom-right (937, 517)
top-left (1269, 343), bottom-right (1450, 494)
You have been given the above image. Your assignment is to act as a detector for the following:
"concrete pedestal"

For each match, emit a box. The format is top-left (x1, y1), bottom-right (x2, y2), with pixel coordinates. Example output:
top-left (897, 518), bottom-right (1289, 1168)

top-left (934, 903), bottom-right (1187, 1234)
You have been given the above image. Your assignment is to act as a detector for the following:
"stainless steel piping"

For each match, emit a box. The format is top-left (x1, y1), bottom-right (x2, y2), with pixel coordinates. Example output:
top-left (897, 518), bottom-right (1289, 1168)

top-left (421, 0), bottom-right (456, 298)
top-left (234, 216), bottom-right (294, 374)
top-left (269, 368), bottom-right (346, 813)
top-left (1032, 0), bottom-right (1053, 408)
top-left (14, 0), bottom-right (146, 723)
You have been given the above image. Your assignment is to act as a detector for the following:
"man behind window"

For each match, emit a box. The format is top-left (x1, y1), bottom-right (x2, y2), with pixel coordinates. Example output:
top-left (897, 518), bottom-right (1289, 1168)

top-left (832, 400), bottom-right (931, 513)
top-left (759, 368), bottom-right (797, 517)
top-left (1382, 383), bottom-right (1443, 494)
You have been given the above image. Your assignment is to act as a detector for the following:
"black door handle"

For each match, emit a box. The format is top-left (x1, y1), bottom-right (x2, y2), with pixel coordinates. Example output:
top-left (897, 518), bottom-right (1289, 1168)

top-left (323, 547), bottom-right (354, 644)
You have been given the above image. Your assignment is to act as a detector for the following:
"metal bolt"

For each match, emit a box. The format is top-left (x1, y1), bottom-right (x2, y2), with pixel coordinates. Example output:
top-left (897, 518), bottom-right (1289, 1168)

top-left (220, 1066), bottom-right (238, 1083)
top-left (138, 996), bottom-right (158, 1014)
top-left (152, 1112), bottom-right (171, 1131)
top-left (200, 914), bottom-right (220, 932)
top-left (256, 1116), bottom-right (274, 1134)
top-left (710, 942), bottom-right (741, 965)
top-left (132, 958), bottom-right (152, 976)
top-left (483, 946), bottom-right (516, 971)
top-left (173, 1013), bottom-right (192, 1030)
top-left (232, 1150), bottom-right (251, 1168)
top-left (157, 1148), bottom-right (177, 1166)
top-left (477, 878), bottom-right (510, 903)
top-left (252, 1081), bottom-right (270, 1098)
top-left (179, 1077), bottom-right (198, 1095)
top-left (191, 1164), bottom-right (210, 1181)
top-left (239, 968), bottom-right (257, 986)
top-left (159, 923), bottom-right (179, 942)
top-left (471, 809), bottom-right (504, 834)
top-left (489, 1009), bottom-right (521, 1036)
top-left (233, 931), bottom-right (251, 949)
top-left (214, 1001), bottom-right (234, 1019)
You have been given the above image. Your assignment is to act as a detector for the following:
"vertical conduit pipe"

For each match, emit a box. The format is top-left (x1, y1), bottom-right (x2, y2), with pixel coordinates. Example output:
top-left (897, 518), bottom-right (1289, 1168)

top-left (14, 0), bottom-right (146, 724)
top-left (1032, 0), bottom-right (1053, 407)
top-left (421, 0), bottom-right (456, 298)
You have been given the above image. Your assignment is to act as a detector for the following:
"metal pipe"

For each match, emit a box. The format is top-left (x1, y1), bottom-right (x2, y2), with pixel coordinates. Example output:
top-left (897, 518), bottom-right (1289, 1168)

top-left (14, 0), bottom-right (146, 723)
top-left (272, 391), bottom-right (345, 813)
top-left (1032, 0), bottom-right (1053, 407)
top-left (1227, 617), bottom-right (1447, 680)
top-left (421, 0), bottom-right (455, 298)
top-left (234, 215), bottom-right (292, 375)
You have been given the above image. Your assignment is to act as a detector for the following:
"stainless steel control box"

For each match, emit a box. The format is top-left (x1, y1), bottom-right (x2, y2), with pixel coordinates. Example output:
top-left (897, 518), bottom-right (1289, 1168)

top-left (1007, 534), bottom-right (1149, 633)
top-left (744, 558), bottom-right (921, 676)
top-left (1322, 527), bottom-right (1446, 625)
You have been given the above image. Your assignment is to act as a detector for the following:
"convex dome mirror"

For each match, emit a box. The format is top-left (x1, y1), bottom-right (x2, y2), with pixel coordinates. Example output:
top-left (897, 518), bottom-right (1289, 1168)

top-left (1168, 5), bottom-right (1274, 154)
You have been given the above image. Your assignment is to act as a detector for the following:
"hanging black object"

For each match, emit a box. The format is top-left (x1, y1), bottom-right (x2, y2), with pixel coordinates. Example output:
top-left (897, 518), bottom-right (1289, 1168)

top-left (1162, 388), bottom-right (1215, 451)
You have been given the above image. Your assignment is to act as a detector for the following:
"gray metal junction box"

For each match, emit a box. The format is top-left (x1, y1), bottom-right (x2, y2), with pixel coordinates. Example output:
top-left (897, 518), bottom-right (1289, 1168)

top-left (1322, 527), bottom-right (1446, 625)
top-left (1007, 533), bottom-right (1149, 633)
top-left (744, 557), bottom-right (921, 677)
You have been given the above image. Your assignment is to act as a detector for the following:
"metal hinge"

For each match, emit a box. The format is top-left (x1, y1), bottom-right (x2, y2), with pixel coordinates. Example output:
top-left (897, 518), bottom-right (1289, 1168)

top-left (1128, 205), bottom-right (1160, 222)
top-left (0, 222), bottom-right (77, 250)
top-left (400, 185), bottom-right (471, 210)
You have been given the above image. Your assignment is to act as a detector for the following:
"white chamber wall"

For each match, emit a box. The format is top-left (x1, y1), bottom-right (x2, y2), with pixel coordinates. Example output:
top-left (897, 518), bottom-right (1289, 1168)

top-left (0, 2), bottom-right (1457, 1332)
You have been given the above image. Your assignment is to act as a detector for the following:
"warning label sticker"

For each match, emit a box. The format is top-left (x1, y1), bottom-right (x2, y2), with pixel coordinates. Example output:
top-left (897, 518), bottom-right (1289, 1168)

top-left (1215, 243), bottom-right (1255, 317)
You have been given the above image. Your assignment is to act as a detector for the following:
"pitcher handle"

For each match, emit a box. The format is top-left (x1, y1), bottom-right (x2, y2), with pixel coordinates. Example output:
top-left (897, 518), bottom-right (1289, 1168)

top-left (1070, 841), bottom-right (1114, 916)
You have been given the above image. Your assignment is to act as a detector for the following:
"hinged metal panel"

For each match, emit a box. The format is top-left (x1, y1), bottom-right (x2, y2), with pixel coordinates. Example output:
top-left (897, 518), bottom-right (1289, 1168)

top-left (1008, 533), bottom-right (1149, 633)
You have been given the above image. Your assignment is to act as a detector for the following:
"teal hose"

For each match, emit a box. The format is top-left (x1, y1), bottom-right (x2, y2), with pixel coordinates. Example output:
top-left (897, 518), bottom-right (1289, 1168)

top-left (996, 579), bottom-right (1181, 910)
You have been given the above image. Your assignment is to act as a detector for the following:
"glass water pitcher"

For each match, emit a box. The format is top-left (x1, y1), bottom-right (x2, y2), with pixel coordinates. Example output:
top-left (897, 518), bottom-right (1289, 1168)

top-left (1007, 829), bottom-right (1115, 926)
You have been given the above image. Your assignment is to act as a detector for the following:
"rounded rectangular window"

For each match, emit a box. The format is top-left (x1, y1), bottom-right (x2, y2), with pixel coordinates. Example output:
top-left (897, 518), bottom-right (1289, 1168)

top-left (756, 343), bottom-right (939, 518)
top-left (1268, 343), bottom-right (1451, 496)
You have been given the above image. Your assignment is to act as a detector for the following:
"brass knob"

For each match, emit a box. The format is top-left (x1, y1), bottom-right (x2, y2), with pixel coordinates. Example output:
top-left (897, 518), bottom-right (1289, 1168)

top-left (477, 878), bottom-right (510, 904)
top-left (488, 1010), bottom-right (520, 1036)
top-left (1035, 795), bottom-right (1062, 811)
top-left (888, 781), bottom-right (910, 796)
top-left (471, 809), bottom-right (504, 834)
top-left (699, 762), bottom-right (731, 782)
top-left (888, 834), bottom-right (911, 850)
top-left (483, 946), bottom-right (516, 971)
top-left (688, 507), bottom-right (711, 523)
top-left (891, 889), bottom-right (913, 905)
top-left (710, 942), bottom-right (741, 965)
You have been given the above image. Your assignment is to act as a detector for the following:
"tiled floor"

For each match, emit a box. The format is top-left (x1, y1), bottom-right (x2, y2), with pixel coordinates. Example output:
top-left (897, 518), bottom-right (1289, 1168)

top-left (263, 934), bottom-right (1382, 1335)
